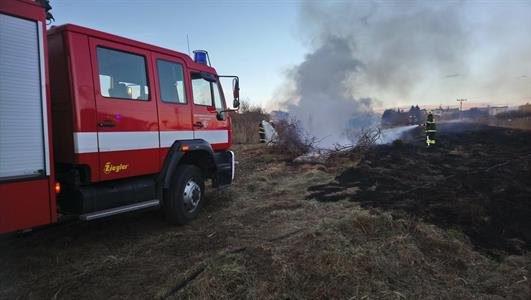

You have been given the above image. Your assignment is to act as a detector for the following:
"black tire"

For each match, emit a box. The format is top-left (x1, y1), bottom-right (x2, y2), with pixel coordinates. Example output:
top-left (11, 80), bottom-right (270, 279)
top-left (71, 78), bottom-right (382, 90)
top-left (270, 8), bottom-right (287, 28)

top-left (164, 164), bottom-right (205, 225)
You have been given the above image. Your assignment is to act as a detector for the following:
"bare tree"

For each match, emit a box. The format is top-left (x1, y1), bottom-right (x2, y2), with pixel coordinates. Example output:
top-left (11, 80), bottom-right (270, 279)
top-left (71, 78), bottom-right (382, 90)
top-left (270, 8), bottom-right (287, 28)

top-left (239, 99), bottom-right (265, 114)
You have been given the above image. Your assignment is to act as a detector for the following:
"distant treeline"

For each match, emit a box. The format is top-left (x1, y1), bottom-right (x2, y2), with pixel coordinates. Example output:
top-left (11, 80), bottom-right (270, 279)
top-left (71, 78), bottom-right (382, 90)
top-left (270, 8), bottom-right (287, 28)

top-left (382, 105), bottom-right (425, 126)
top-left (496, 110), bottom-right (531, 119)
top-left (381, 105), bottom-right (505, 126)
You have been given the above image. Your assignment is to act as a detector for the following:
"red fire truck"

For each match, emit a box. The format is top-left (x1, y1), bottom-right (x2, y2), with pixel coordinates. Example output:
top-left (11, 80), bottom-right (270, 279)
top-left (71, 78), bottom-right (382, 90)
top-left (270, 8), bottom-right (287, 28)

top-left (0, 0), bottom-right (240, 234)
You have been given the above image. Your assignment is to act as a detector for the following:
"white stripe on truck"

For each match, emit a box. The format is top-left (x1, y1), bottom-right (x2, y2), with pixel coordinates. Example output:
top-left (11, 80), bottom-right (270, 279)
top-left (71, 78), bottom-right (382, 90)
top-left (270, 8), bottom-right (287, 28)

top-left (73, 132), bottom-right (98, 153)
top-left (159, 130), bottom-right (194, 147)
top-left (73, 130), bottom-right (229, 154)
top-left (98, 131), bottom-right (159, 152)
top-left (194, 130), bottom-right (229, 144)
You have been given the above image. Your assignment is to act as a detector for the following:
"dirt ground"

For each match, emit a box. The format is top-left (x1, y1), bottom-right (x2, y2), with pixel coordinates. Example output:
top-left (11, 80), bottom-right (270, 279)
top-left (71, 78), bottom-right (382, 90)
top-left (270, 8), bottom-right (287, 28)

top-left (1, 123), bottom-right (530, 299)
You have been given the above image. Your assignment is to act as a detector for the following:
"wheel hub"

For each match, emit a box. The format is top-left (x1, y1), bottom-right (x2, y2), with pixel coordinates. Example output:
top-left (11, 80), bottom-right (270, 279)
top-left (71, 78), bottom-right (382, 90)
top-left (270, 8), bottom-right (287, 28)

top-left (183, 179), bottom-right (201, 213)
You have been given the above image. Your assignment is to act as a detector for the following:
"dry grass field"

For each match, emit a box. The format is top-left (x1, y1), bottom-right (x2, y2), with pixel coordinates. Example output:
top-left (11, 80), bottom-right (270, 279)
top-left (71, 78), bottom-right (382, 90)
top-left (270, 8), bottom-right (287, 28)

top-left (0, 123), bottom-right (530, 299)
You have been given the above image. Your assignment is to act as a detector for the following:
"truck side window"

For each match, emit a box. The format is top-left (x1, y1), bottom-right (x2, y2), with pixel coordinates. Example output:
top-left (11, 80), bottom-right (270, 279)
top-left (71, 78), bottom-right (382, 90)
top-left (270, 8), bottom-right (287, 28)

top-left (212, 81), bottom-right (225, 113)
top-left (156, 59), bottom-right (186, 104)
top-left (96, 47), bottom-right (149, 100)
top-left (191, 73), bottom-right (213, 106)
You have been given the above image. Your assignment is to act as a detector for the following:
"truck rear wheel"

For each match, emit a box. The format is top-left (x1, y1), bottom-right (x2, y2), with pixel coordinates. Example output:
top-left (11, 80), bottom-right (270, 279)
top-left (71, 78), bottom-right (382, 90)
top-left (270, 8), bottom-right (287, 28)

top-left (164, 165), bottom-right (205, 224)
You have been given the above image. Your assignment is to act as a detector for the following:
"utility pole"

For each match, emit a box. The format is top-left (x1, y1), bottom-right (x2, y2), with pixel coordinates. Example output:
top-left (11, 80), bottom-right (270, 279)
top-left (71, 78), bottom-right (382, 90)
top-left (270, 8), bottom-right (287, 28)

top-left (457, 98), bottom-right (467, 120)
top-left (457, 98), bottom-right (467, 111)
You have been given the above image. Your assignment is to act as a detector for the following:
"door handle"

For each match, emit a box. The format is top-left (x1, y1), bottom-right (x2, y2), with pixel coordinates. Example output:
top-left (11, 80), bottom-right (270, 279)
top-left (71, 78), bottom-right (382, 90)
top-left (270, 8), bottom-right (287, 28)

top-left (97, 121), bottom-right (116, 128)
top-left (193, 122), bottom-right (204, 128)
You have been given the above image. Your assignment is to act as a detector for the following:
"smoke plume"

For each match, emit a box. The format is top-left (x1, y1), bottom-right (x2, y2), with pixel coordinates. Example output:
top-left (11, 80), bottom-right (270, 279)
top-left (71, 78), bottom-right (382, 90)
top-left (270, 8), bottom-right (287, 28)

top-left (273, 0), bottom-right (531, 146)
top-left (285, 35), bottom-right (376, 147)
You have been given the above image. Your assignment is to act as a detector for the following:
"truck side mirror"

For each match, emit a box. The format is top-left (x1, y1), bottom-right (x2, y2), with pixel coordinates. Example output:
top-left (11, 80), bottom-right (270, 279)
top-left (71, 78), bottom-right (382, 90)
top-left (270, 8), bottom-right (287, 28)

top-left (232, 78), bottom-right (240, 108)
top-left (216, 111), bottom-right (225, 121)
top-left (218, 75), bottom-right (240, 110)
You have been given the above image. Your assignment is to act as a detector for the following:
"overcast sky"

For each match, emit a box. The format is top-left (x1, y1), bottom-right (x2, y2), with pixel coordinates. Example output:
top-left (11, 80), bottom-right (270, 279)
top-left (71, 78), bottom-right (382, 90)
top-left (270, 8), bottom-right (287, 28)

top-left (50, 0), bottom-right (531, 110)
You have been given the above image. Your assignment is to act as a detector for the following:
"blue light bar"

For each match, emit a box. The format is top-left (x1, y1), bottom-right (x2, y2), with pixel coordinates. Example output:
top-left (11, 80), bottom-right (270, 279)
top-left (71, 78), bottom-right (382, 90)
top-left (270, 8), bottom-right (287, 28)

top-left (193, 50), bottom-right (208, 65)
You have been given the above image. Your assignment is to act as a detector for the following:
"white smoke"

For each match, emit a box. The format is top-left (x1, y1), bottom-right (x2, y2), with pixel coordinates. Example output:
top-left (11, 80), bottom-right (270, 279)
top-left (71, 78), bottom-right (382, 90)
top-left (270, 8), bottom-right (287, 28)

top-left (377, 125), bottom-right (418, 144)
top-left (284, 36), bottom-right (378, 148)
top-left (272, 0), bottom-right (531, 147)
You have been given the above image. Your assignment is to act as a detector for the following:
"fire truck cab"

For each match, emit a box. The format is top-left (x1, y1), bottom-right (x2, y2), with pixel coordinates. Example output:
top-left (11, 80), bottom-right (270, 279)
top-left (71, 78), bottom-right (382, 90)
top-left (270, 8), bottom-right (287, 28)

top-left (0, 0), bottom-right (239, 234)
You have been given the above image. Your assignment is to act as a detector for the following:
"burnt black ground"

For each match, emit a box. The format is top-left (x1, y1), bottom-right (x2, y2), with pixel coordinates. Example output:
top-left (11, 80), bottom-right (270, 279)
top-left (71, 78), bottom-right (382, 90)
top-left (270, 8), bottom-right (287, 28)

top-left (308, 123), bottom-right (531, 256)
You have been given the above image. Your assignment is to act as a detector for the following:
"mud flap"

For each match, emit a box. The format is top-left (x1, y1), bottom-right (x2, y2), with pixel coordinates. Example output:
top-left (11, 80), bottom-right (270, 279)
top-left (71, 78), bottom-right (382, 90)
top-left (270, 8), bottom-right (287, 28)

top-left (212, 151), bottom-right (235, 188)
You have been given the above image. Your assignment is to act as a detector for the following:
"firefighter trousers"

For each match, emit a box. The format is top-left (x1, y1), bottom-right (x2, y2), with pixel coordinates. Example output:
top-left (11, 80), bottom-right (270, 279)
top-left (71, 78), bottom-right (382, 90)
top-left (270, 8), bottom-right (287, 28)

top-left (426, 131), bottom-right (436, 146)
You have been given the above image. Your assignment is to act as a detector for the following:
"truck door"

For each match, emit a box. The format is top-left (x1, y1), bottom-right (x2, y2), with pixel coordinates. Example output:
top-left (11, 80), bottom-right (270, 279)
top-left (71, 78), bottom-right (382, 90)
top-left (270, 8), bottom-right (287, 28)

top-left (90, 38), bottom-right (159, 181)
top-left (190, 72), bottom-right (230, 150)
top-left (151, 53), bottom-right (193, 165)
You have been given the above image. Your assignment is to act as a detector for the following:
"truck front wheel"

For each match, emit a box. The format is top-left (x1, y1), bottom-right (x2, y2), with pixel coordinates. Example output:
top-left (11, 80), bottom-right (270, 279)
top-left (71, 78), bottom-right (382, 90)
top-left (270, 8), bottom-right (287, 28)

top-left (164, 165), bottom-right (205, 224)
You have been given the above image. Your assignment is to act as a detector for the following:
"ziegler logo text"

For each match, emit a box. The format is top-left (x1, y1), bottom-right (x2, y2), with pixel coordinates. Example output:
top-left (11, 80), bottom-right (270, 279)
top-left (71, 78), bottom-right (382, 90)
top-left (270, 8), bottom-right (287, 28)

top-left (103, 162), bottom-right (129, 174)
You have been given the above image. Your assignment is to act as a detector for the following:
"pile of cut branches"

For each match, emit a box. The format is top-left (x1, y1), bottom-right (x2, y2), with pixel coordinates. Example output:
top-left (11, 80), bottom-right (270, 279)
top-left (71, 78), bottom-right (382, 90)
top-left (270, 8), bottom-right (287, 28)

top-left (272, 119), bottom-right (316, 159)
top-left (333, 127), bottom-right (382, 152)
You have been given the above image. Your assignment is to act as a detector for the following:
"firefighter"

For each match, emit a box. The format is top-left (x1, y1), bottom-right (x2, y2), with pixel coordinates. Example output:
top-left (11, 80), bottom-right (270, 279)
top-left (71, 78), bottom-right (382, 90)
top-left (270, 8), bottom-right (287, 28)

top-left (259, 121), bottom-right (266, 143)
top-left (425, 110), bottom-right (436, 147)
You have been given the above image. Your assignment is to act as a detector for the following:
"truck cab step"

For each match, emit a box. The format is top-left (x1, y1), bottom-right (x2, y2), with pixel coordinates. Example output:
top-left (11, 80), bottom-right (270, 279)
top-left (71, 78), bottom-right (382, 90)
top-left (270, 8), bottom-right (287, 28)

top-left (79, 199), bottom-right (160, 221)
